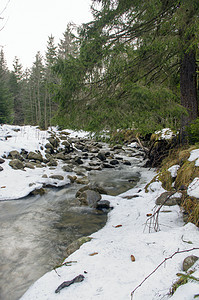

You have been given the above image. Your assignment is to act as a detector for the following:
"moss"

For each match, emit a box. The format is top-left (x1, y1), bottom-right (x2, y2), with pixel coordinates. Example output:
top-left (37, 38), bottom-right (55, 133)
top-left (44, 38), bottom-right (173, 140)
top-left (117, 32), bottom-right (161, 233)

top-left (145, 175), bottom-right (159, 193)
top-left (158, 170), bottom-right (173, 191)
top-left (182, 196), bottom-right (199, 227)
top-left (175, 161), bottom-right (199, 190)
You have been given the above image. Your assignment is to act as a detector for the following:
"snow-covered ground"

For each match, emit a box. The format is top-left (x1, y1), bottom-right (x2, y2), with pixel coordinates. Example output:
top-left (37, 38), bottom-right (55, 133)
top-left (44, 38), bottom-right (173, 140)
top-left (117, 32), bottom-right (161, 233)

top-left (0, 125), bottom-right (90, 200)
top-left (0, 125), bottom-right (199, 299)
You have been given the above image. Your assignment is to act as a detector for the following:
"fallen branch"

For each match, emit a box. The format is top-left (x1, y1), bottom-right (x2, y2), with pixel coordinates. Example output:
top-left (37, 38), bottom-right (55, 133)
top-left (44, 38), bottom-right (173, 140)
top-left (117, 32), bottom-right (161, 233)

top-left (55, 274), bottom-right (85, 293)
top-left (144, 191), bottom-right (176, 232)
top-left (131, 247), bottom-right (199, 299)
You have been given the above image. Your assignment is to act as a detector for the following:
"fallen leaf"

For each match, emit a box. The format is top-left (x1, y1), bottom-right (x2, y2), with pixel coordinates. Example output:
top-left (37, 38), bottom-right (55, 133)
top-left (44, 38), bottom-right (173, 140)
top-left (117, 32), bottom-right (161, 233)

top-left (131, 255), bottom-right (136, 262)
top-left (1, 186), bottom-right (6, 189)
top-left (89, 252), bottom-right (98, 256)
top-left (146, 213), bottom-right (152, 217)
top-left (114, 224), bottom-right (122, 228)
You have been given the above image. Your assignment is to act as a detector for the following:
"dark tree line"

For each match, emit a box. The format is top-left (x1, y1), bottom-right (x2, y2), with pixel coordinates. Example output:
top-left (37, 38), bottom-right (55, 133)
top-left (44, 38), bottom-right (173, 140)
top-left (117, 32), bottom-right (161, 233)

top-left (0, 1), bottom-right (198, 138)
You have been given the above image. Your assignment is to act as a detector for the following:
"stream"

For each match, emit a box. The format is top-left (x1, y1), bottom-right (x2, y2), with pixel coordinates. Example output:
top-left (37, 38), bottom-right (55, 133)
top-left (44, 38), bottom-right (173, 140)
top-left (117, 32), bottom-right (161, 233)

top-left (0, 164), bottom-right (141, 300)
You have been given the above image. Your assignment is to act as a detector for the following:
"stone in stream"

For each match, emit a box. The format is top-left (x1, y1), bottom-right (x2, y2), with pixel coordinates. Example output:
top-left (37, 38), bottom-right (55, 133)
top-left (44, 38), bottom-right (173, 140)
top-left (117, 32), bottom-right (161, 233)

top-left (79, 189), bottom-right (102, 207)
top-left (9, 159), bottom-right (24, 170)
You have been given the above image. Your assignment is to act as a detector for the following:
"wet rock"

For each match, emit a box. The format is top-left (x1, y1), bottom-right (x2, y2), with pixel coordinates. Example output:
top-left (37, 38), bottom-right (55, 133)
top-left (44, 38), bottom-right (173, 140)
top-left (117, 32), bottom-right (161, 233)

top-left (28, 151), bottom-right (43, 162)
top-left (74, 167), bottom-right (86, 176)
top-left (155, 191), bottom-right (182, 206)
top-left (97, 151), bottom-right (106, 161)
top-left (74, 156), bottom-right (84, 165)
top-left (96, 200), bottom-right (111, 210)
top-left (79, 189), bottom-right (101, 207)
top-left (123, 160), bottom-right (131, 166)
top-left (0, 158), bottom-right (5, 164)
top-left (54, 152), bottom-right (67, 160)
top-left (110, 159), bottom-right (119, 165)
top-left (9, 159), bottom-right (24, 170)
top-left (49, 175), bottom-right (64, 180)
top-left (67, 175), bottom-right (77, 183)
top-left (75, 176), bottom-right (89, 185)
top-left (102, 162), bottom-right (115, 168)
top-left (30, 188), bottom-right (46, 196)
top-left (64, 236), bottom-right (92, 258)
top-left (183, 255), bottom-right (199, 272)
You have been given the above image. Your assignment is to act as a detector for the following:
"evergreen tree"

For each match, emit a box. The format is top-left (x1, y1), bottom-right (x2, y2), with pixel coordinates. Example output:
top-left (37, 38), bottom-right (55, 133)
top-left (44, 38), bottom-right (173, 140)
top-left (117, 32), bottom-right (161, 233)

top-left (0, 48), bottom-right (13, 123)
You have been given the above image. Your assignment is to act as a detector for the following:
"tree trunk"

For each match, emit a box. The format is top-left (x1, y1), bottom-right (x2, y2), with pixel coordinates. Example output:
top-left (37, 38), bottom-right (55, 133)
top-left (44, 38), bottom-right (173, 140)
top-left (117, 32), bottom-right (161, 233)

top-left (180, 49), bottom-right (198, 128)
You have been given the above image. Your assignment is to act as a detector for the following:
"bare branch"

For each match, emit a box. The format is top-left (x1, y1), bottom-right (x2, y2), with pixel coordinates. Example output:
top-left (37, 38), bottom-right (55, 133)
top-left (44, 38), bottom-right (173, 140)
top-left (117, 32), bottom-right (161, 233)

top-left (131, 247), bottom-right (199, 299)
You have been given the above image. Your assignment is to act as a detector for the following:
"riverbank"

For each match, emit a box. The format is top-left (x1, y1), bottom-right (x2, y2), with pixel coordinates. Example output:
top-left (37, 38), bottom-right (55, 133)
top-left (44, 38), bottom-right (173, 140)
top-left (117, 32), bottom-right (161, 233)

top-left (0, 125), bottom-right (199, 299)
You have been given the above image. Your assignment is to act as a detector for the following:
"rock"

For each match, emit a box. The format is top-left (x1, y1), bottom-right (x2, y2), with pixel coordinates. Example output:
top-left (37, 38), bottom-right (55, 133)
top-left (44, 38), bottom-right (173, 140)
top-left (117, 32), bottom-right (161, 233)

top-left (110, 159), bottom-right (119, 165)
top-left (47, 160), bottom-right (58, 167)
top-left (79, 189), bottom-right (102, 207)
top-left (48, 137), bottom-right (59, 148)
top-left (96, 200), bottom-right (111, 210)
top-left (9, 150), bottom-right (23, 161)
top-left (54, 152), bottom-right (67, 160)
top-left (182, 255), bottom-right (199, 272)
top-left (9, 159), bottom-right (24, 170)
top-left (28, 151), bottom-right (43, 162)
top-left (97, 151), bottom-right (107, 161)
top-left (64, 236), bottom-right (92, 258)
top-left (0, 158), bottom-right (5, 164)
top-left (0, 166), bottom-right (3, 171)
top-left (30, 188), bottom-right (46, 195)
top-left (123, 160), bottom-right (131, 166)
top-left (45, 143), bottom-right (54, 154)
top-left (42, 174), bottom-right (48, 178)
top-left (155, 192), bottom-right (182, 206)
top-left (49, 175), bottom-right (64, 180)
top-left (102, 162), bottom-right (115, 168)
top-left (24, 162), bottom-right (35, 169)
top-left (74, 156), bottom-right (84, 165)
top-left (62, 165), bottom-right (73, 172)
top-left (75, 176), bottom-right (89, 185)
top-left (67, 175), bottom-right (77, 183)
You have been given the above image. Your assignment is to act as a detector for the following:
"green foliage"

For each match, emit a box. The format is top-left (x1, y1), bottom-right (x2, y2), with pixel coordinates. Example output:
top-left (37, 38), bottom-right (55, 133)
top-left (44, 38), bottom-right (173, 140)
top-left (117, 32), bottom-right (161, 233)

top-left (170, 272), bottom-right (199, 296)
top-left (187, 118), bottom-right (199, 144)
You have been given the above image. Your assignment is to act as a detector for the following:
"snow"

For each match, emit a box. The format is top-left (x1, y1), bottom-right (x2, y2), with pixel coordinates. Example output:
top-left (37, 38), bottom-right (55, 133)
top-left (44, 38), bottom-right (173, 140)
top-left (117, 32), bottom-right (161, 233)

top-left (188, 149), bottom-right (199, 167)
top-left (155, 128), bottom-right (175, 140)
top-left (0, 125), bottom-right (199, 299)
top-left (168, 165), bottom-right (180, 178)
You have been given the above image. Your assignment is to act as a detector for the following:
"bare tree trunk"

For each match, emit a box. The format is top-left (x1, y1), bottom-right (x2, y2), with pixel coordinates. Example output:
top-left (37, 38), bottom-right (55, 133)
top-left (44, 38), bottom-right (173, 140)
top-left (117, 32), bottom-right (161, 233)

top-left (180, 49), bottom-right (198, 142)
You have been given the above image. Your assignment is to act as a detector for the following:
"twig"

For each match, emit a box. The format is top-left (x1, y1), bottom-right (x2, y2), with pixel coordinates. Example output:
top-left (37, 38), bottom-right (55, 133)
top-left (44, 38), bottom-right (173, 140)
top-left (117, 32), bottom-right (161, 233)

top-left (144, 191), bottom-right (176, 232)
top-left (131, 247), bottom-right (199, 299)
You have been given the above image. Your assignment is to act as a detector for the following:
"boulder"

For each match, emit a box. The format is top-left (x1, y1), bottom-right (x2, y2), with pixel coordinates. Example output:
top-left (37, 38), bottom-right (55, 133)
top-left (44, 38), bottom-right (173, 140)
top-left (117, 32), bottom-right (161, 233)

top-left (183, 255), bottom-right (199, 272)
top-left (79, 189), bottom-right (102, 207)
top-left (155, 192), bottom-right (182, 206)
top-left (28, 151), bottom-right (43, 162)
top-left (9, 159), bottom-right (24, 170)
top-left (96, 200), bottom-right (111, 210)
top-left (110, 159), bottom-right (119, 165)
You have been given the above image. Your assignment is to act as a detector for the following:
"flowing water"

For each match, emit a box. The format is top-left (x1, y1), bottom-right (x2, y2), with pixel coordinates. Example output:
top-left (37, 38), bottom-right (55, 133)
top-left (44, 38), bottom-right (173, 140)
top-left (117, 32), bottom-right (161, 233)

top-left (0, 165), bottom-right (140, 300)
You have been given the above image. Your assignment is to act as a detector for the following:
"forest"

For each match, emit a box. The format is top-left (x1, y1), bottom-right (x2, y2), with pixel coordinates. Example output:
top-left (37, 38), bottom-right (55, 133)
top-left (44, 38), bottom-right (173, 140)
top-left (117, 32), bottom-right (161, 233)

top-left (0, 0), bottom-right (199, 140)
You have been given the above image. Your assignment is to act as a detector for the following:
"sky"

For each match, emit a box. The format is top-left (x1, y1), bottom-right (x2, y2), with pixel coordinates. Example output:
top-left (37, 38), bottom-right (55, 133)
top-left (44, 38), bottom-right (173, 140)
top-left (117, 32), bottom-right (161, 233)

top-left (0, 0), bottom-right (93, 70)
